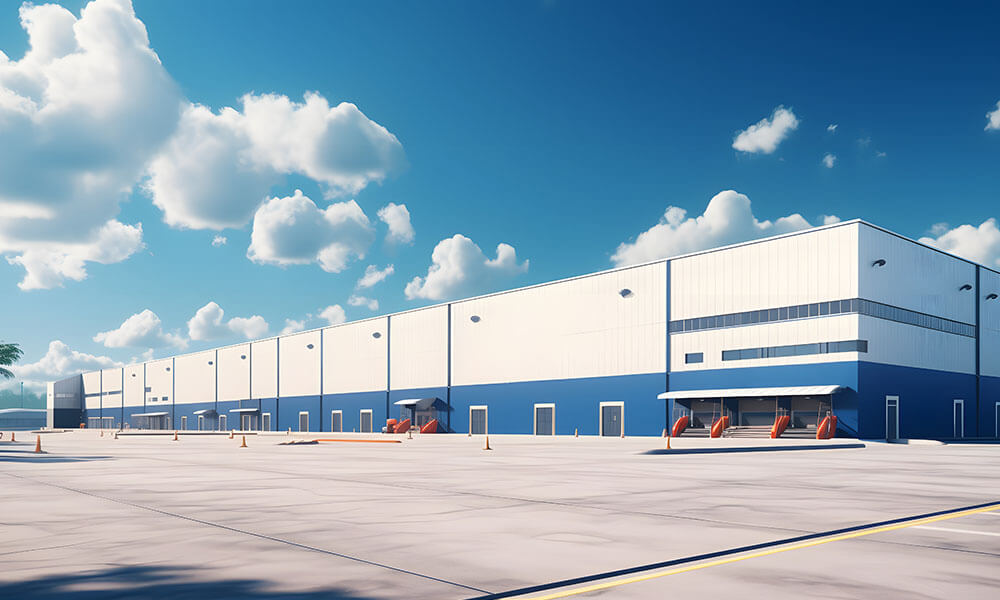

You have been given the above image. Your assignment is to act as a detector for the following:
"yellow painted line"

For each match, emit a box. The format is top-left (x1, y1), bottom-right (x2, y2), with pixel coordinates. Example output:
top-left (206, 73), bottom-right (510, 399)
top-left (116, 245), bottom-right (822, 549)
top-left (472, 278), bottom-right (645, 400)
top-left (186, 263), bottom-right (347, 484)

top-left (520, 503), bottom-right (1000, 599)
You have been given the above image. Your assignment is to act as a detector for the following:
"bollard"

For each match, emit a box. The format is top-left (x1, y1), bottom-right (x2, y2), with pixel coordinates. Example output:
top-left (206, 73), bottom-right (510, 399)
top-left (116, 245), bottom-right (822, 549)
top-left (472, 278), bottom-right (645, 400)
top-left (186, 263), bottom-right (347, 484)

top-left (100, 430), bottom-right (103, 438)
top-left (229, 430), bottom-right (234, 439)
top-left (574, 428), bottom-right (578, 438)
top-left (173, 431), bottom-right (179, 441)
top-left (287, 427), bottom-right (291, 435)
top-left (114, 431), bottom-right (118, 440)
top-left (407, 429), bottom-right (412, 440)
top-left (240, 435), bottom-right (248, 448)
top-left (662, 428), bottom-right (667, 438)
top-left (10, 432), bottom-right (15, 443)
top-left (34, 435), bottom-right (42, 453)
top-left (483, 435), bottom-right (491, 451)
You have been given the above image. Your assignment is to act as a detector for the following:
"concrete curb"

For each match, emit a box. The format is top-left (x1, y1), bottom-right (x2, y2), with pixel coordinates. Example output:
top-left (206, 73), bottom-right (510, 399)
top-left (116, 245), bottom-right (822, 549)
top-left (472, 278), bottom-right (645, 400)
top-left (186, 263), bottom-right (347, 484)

top-left (642, 443), bottom-right (867, 455)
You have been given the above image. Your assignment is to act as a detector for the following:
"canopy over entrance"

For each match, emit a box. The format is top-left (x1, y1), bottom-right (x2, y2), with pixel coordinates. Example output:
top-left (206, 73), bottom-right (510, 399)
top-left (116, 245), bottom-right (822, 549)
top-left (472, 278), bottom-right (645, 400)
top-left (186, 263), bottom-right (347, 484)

top-left (658, 385), bottom-right (845, 400)
top-left (393, 397), bottom-right (449, 411)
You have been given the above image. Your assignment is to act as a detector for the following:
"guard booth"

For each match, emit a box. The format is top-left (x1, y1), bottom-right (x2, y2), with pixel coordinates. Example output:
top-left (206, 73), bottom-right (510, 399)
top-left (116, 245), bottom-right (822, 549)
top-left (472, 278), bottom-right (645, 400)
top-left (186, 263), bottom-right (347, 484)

top-left (393, 397), bottom-right (450, 431)
top-left (131, 411), bottom-right (170, 430)
top-left (659, 386), bottom-right (843, 437)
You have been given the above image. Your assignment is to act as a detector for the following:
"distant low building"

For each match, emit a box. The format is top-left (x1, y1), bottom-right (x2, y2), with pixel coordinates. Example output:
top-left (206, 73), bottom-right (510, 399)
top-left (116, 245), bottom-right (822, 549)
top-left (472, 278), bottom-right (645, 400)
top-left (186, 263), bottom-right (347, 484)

top-left (0, 408), bottom-right (46, 430)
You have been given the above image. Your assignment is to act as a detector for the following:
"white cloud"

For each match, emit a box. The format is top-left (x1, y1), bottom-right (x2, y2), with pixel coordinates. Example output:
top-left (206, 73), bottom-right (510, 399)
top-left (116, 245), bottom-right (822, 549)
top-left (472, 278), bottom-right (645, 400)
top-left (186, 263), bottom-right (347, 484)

top-left (822, 215), bottom-right (842, 226)
top-left (348, 294), bottom-right (379, 311)
top-left (822, 153), bottom-right (837, 169)
top-left (918, 219), bottom-right (1000, 268)
top-left (356, 264), bottom-right (394, 289)
top-left (377, 202), bottom-right (414, 244)
top-left (986, 101), bottom-right (1000, 131)
top-left (876, 151), bottom-right (887, 158)
top-left (94, 309), bottom-right (186, 349)
top-left (319, 304), bottom-right (346, 325)
top-left (827, 124), bottom-right (838, 133)
top-left (405, 234), bottom-right (529, 301)
top-left (247, 189), bottom-right (374, 272)
top-left (211, 235), bottom-right (227, 247)
top-left (732, 107), bottom-right (799, 154)
top-left (9, 340), bottom-right (119, 390)
top-left (280, 318), bottom-right (306, 335)
top-left (0, 0), bottom-right (182, 289)
top-left (187, 301), bottom-right (268, 341)
top-left (6, 220), bottom-right (144, 290)
top-left (611, 190), bottom-right (827, 266)
top-left (147, 93), bottom-right (405, 231)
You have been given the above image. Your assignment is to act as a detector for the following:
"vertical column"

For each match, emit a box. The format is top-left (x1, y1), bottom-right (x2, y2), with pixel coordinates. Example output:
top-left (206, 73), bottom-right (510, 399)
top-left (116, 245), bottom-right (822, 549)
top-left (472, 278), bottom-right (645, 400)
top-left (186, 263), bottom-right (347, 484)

top-left (319, 329), bottom-right (324, 432)
top-left (276, 337), bottom-right (280, 432)
top-left (447, 303), bottom-right (452, 431)
top-left (120, 368), bottom-right (125, 429)
top-left (664, 259), bottom-right (672, 431)
top-left (171, 357), bottom-right (176, 427)
top-left (976, 265), bottom-right (981, 437)
top-left (385, 316), bottom-right (391, 423)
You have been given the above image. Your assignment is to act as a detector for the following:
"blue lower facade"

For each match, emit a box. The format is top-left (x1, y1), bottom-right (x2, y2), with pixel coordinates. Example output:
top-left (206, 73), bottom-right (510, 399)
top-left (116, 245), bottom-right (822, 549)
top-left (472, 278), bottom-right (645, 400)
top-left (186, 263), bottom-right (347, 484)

top-left (451, 373), bottom-right (667, 436)
top-left (148, 360), bottom-right (995, 440)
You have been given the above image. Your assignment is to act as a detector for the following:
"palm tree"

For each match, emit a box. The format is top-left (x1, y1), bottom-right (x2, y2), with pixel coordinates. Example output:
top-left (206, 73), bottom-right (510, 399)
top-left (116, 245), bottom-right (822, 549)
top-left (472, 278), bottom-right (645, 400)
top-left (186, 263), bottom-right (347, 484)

top-left (0, 342), bottom-right (23, 380)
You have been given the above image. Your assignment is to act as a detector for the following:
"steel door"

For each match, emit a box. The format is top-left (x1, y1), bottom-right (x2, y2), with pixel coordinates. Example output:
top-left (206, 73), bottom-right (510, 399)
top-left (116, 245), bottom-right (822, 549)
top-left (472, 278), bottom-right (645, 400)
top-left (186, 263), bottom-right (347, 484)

top-left (601, 404), bottom-right (622, 437)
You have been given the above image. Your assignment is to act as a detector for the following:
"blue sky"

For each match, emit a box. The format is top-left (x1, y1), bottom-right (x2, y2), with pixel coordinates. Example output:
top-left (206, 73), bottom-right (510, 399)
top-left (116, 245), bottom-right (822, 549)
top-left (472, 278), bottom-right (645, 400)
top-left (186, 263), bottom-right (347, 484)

top-left (2, 0), bottom-right (999, 390)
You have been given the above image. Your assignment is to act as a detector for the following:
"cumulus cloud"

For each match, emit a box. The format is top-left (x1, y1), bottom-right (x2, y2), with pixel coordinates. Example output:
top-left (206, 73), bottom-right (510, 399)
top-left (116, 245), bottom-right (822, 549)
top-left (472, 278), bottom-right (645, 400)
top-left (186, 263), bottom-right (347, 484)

top-left (986, 101), bottom-right (1000, 131)
top-left (356, 264), bottom-right (394, 289)
top-left (212, 235), bottom-right (227, 247)
top-left (611, 190), bottom-right (827, 266)
top-left (822, 153), bottom-right (837, 168)
top-left (187, 301), bottom-right (268, 341)
top-left (377, 202), bottom-right (414, 244)
top-left (94, 309), bottom-right (186, 349)
top-left (9, 340), bottom-right (119, 390)
top-left (0, 0), bottom-right (182, 289)
top-left (146, 94), bottom-right (405, 231)
top-left (319, 304), bottom-right (347, 325)
top-left (247, 190), bottom-right (374, 273)
top-left (348, 295), bottom-right (379, 311)
top-left (280, 318), bottom-right (306, 335)
top-left (6, 220), bottom-right (144, 290)
top-left (732, 107), bottom-right (799, 154)
top-left (919, 219), bottom-right (1000, 268)
top-left (405, 234), bottom-right (528, 300)
top-left (827, 124), bottom-right (838, 133)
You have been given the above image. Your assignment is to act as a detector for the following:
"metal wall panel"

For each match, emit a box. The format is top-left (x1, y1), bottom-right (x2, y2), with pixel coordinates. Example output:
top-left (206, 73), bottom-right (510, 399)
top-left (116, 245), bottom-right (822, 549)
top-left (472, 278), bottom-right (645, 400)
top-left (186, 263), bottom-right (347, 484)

top-left (390, 306), bottom-right (448, 390)
top-left (101, 368), bottom-right (122, 412)
top-left (452, 262), bottom-right (666, 386)
top-left (671, 314), bottom-right (861, 372)
top-left (175, 351), bottom-right (215, 406)
top-left (218, 344), bottom-right (250, 402)
top-left (83, 371), bottom-right (101, 411)
top-left (250, 338), bottom-right (277, 399)
top-left (859, 224), bottom-right (976, 325)
top-left (123, 364), bottom-right (144, 407)
top-left (859, 315), bottom-right (975, 375)
top-left (323, 318), bottom-right (388, 394)
top-left (671, 224), bottom-right (859, 320)
top-left (980, 268), bottom-right (1000, 378)
top-left (279, 330), bottom-right (321, 397)
top-left (145, 359), bottom-right (173, 404)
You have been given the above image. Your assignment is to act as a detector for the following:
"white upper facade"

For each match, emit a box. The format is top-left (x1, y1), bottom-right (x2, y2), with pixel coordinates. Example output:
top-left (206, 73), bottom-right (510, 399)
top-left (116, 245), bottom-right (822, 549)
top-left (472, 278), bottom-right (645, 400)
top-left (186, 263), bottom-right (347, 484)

top-left (72, 220), bottom-right (1000, 406)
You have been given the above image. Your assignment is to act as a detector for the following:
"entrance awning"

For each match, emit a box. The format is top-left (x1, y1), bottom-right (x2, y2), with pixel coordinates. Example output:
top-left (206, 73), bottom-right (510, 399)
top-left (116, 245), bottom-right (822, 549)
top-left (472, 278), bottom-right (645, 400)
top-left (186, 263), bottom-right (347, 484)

top-left (229, 407), bottom-right (260, 413)
top-left (393, 397), bottom-right (448, 411)
top-left (192, 409), bottom-right (217, 416)
top-left (131, 412), bottom-right (170, 417)
top-left (658, 385), bottom-right (846, 400)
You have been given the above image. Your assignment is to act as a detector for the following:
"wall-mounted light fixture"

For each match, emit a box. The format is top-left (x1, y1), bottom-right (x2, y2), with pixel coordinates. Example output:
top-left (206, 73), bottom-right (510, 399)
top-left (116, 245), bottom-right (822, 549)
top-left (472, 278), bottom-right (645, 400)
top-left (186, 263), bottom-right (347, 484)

top-left (372, 332), bottom-right (382, 339)
top-left (959, 284), bottom-right (973, 291)
top-left (240, 355), bottom-right (247, 360)
top-left (208, 360), bottom-right (214, 365)
top-left (987, 293), bottom-right (999, 301)
top-left (166, 367), bottom-right (171, 371)
top-left (470, 315), bottom-right (481, 323)
top-left (619, 288), bottom-right (633, 298)
top-left (131, 373), bottom-right (136, 377)
top-left (871, 259), bottom-right (886, 267)
top-left (306, 344), bottom-right (315, 349)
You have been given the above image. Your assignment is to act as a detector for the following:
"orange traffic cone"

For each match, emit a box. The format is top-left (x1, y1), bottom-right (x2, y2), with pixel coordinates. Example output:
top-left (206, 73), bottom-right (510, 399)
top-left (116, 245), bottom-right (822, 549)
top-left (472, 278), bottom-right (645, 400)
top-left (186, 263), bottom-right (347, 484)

top-left (574, 428), bottom-right (578, 438)
top-left (10, 432), bottom-right (15, 443)
top-left (240, 435), bottom-right (248, 448)
top-left (483, 435), bottom-right (491, 451)
top-left (34, 435), bottom-right (42, 453)
top-left (173, 431), bottom-right (179, 441)
top-left (666, 436), bottom-right (672, 450)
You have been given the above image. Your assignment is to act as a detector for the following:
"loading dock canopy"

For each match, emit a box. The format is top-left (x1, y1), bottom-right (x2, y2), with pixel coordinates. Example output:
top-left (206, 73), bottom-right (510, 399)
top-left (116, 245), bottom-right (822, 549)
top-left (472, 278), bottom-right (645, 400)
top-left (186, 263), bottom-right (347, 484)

top-left (658, 385), bottom-right (845, 400)
top-left (393, 397), bottom-right (449, 411)
top-left (192, 409), bottom-right (217, 416)
top-left (130, 412), bottom-right (170, 417)
top-left (229, 407), bottom-right (260, 413)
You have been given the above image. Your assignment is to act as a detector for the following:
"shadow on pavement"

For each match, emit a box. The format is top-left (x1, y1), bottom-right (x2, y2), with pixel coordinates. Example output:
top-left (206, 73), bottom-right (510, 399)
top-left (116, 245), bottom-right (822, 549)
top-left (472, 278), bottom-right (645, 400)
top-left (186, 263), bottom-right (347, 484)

top-left (0, 564), bottom-right (378, 599)
top-left (0, 451), bottom-right (113, 464)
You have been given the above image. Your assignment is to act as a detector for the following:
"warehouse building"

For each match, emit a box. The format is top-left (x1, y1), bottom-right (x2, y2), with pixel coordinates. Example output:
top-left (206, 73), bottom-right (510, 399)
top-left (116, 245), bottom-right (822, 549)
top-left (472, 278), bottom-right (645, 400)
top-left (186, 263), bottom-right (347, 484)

top-left (47, 220), bottom-right (1000, 440)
